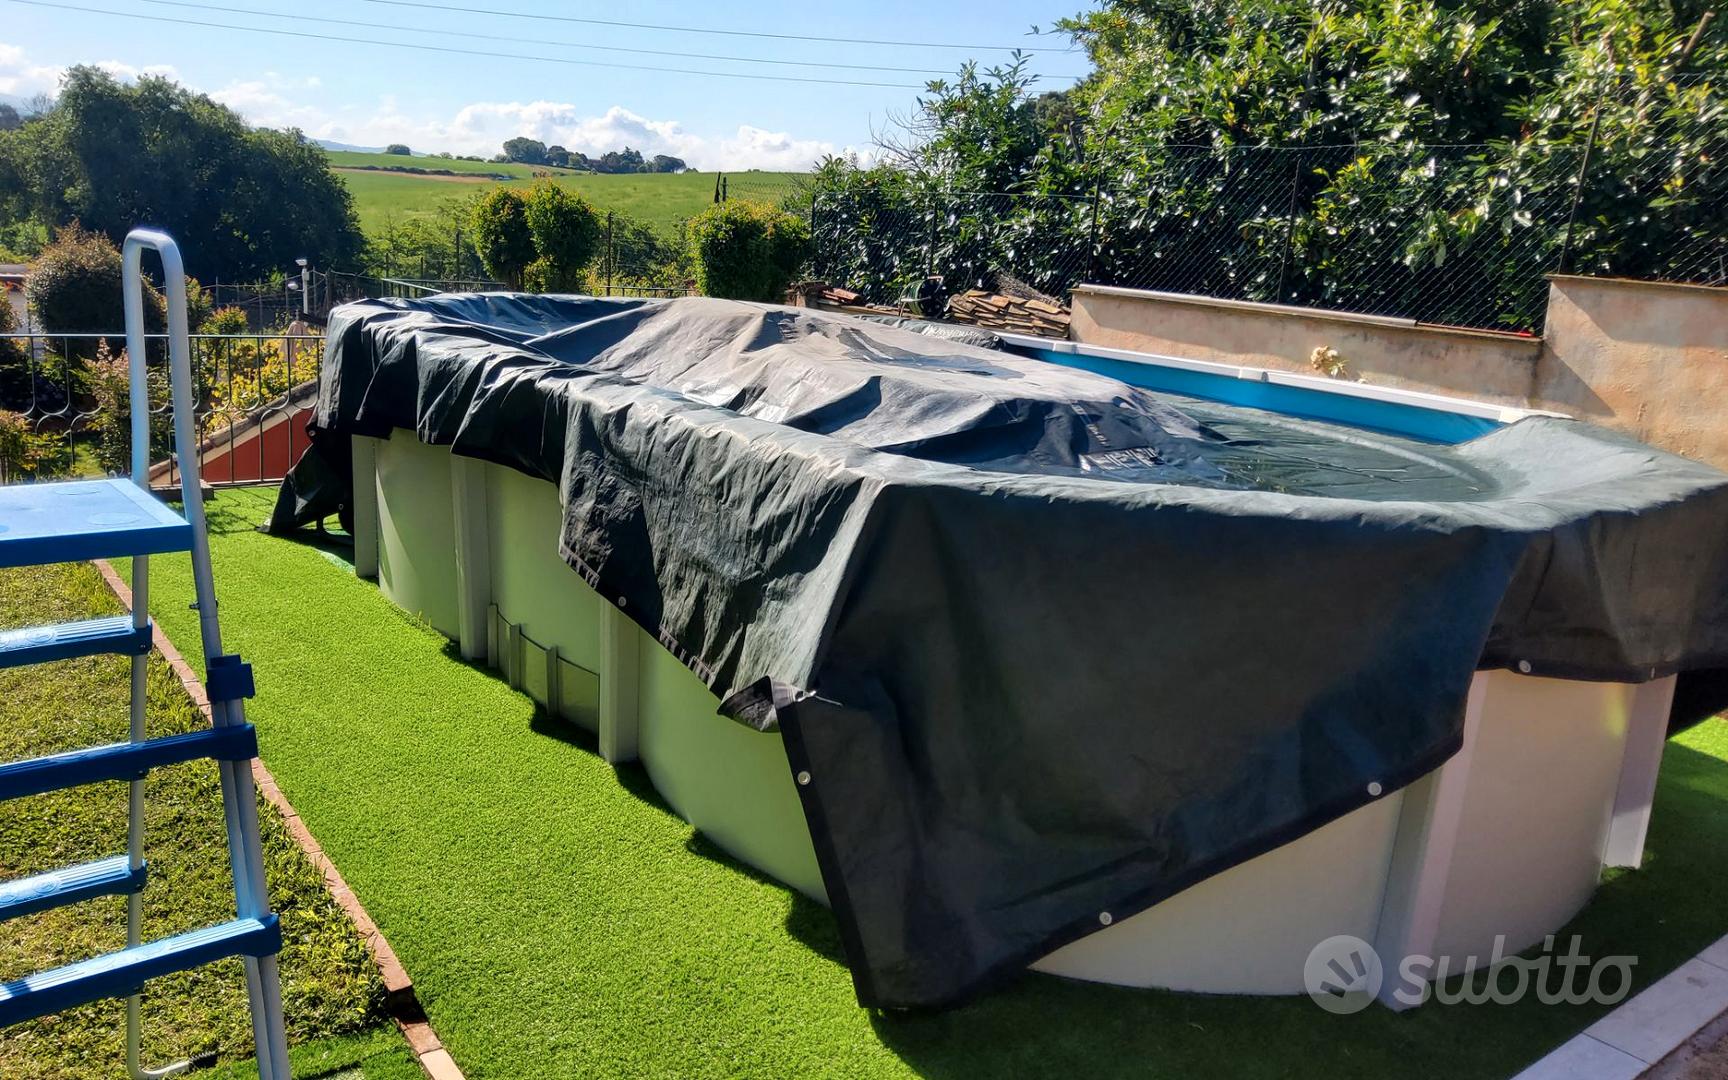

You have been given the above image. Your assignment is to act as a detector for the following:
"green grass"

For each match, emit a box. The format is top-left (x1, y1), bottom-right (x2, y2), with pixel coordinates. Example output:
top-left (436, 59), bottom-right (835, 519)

top-left (0, 559), bottom-right (395, 1079)
top-left (339, 167), bottom-right (804, 237)
top-left (204, 1029), bottom-right (420, 1080)
top-left (326, 150), bottom-right (578, 178)
top-left (132, 487), bottom-right (1728, 1079)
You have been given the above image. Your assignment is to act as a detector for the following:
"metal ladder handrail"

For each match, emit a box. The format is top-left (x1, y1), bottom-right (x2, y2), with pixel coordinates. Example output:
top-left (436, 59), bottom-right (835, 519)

top-left (120, 229), bottom-right (291, 1080)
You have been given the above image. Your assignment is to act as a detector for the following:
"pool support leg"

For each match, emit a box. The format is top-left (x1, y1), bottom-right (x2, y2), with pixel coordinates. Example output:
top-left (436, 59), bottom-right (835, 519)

top-left (351, 435), bottom-right (381, 580)
top-left (1603, 675), bottom-right (1678, 869)
top-left (600, 604), bottom-right (639, 764)
top-left (1371, 672), bottom-right (1489, 1011)
top-left (449, 454), bottom-right (491, 663)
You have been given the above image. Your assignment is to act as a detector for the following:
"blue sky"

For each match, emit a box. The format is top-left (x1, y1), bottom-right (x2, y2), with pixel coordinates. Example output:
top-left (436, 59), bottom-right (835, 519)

top-left (0, 0), bottom-right (1093, 169)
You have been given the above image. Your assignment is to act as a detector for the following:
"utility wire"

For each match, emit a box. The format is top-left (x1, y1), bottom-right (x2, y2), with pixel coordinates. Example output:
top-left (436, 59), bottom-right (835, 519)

top-left (2, 0), bottom-right (931, 88)
top-left (356, 0), bottom-right (1074, 53)
top-left (119, 0), bottom-right (1034, 77)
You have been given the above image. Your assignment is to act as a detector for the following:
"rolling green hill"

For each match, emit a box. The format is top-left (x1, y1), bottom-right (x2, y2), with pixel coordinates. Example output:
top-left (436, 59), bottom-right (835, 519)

top-left (329, 151), bottom-right (806, 238)
top-left (327, 150), bottom-right (577, 178)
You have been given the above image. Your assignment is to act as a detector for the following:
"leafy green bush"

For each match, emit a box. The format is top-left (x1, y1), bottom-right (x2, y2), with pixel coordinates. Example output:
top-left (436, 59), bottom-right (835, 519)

top-left (0, 410), bottom-right (69, 480)
top-left (200, 306), bottom-right (249, 336)
top-left (806, 1), bottom-right (1726, 326)
top-left (83, 338), bottom-right (170, 476)
top-left (0, 286), bottom-right (28, 410)
top-left (686, 201), bottom-right (810, 302)
top-left (469, 189), bottom-right (535, 289)
top-left (523, 183), bottom-right (603, 293)
top-left (27, 224), bottom-right (164, 355)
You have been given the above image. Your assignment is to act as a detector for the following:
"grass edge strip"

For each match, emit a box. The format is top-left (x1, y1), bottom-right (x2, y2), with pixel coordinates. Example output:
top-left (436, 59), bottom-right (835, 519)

top-left (90, 557), bottom-right (465, 1080)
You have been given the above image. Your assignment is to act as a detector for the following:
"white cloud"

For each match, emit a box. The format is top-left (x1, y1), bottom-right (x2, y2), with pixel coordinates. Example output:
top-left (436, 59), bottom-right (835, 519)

top-left (1, 41), bottom-right (861, 171)
top-left (0, 42), bottom-right (62, 98)
top-left (0, 42), bottom-right (179, 98)
top-left (242, 95), bottom-right (863, 171)
top-left (92, 59), bottom-right (180, 82)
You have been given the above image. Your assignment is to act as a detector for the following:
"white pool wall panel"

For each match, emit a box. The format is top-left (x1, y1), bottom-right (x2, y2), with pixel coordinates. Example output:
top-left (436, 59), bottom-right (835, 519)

top-left (357, 429), bottom-right (1676, 1001)
top-left (363, 431), bottom-right (824, 899)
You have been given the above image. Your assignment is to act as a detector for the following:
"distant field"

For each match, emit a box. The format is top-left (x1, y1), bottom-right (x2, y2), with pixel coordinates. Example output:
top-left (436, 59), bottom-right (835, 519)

top-left (326, 149), bottom-right (576, 178)
top-left (333, 159), bottom-right (807, 237)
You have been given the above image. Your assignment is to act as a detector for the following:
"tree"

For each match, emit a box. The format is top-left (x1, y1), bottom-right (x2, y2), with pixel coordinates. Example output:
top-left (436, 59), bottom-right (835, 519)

top-left (649, 155), bottom-right (687, 173)
top-left (598, 148), bottom-right (645, 174)
top-left (501, 137), bottom-right (549, 165)
top-left (0, 104), bottom-right (20, 132)
top-left (468, 188), bottom-right (535, 289)
top-left (522, 183), bottom-right (602, 292)
top-left (0, 68), bottom-right (363, 281)
top-left (807, 0), bottom-right (1725, 324)
top-left (544, 145), bottom-right (572, 168)
top-left (385, 143), bottom-right (412, 155)
top-left (686, 200), bottom-right (809, 301)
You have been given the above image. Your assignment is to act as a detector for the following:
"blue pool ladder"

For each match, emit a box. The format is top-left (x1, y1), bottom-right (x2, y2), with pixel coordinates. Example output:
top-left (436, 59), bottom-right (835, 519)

top-left (0, 229), bottom-right (292, 1079)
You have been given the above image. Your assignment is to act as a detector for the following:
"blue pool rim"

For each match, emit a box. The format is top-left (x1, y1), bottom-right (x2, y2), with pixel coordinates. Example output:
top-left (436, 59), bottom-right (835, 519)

top-left (1004, 334), bottom-right (1532, 445)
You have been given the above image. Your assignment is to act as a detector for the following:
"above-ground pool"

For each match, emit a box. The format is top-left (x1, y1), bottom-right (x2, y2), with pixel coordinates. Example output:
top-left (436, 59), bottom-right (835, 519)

top-left (286, 294), bottom-right (1728, 1010)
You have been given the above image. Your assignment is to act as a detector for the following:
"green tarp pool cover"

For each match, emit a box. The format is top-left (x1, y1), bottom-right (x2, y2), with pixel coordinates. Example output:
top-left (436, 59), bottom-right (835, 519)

top-left (287, 294), bottom-right (1728, 1008)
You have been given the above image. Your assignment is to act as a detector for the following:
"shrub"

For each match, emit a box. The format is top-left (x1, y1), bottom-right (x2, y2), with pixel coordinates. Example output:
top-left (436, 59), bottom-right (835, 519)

top-left (0, 283), bottom-right (26, 407)
top-left (686, 201), bottom-right (810, 302)
top-left (523, 183), bottom-right (602, 293)
top-left (469, 189), bottom-right (535, 289)
top-left (200, 306), bottom-right (249, 336)
top-left (27, 224), bottom-right (164, 354)
top-left (206, 334), bottom-right (323, 432)
top-left (83, 338), bottom-right (171, 475)
top-left (0, 410), bottom-right (69, 480)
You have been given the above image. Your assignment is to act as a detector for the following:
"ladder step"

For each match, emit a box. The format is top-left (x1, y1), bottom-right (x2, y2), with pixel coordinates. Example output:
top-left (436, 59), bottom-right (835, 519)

top-left (0, 478), bottom-right (193, 570)
top-left (0, 915), bottom-right (281, 1026)
top-left (0, 726), bottom-right (258, 802)
top-left (0, 616), bottom-right (153, 670)
top-left (0, 856), bottom-right (148, 922)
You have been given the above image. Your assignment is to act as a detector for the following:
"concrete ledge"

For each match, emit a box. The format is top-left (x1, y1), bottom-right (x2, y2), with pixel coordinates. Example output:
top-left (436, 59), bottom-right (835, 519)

top-left (1073, 284), bottom-right (1540, 344)
top-left (1069, 284), bottom-right (1542, 407)
top-left (1547, 274), bottom-right (1728, 298)
top-left (1510, 932), bottom-right (1728, 1080)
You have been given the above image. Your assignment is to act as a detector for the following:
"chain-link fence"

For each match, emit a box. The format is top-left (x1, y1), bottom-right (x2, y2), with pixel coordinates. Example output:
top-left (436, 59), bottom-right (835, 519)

top-left (593, 210), bottom-right (690, 298)
top-left (807, 74), bottom-right (1724, 332)
top-left (715, 173), bottom-right (807, 210)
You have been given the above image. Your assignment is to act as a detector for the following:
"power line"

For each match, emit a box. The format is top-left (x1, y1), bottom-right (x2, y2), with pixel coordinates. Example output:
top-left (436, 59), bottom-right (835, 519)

top-left (119, 0), bottom-right (1030, 77)
top-left (2, 0), bottom-right (930, 88)
top-left (356, 0), bottom-right (1074, 53)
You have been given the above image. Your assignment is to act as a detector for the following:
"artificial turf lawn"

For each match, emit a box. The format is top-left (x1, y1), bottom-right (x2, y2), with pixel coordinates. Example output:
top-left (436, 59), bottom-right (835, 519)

top-left (0, 559), bottom-right (395, 1079)
top-left (133, 486), bottom-right (1728, 1080)
top-left (204, 1028), bottom-right (421, 1080)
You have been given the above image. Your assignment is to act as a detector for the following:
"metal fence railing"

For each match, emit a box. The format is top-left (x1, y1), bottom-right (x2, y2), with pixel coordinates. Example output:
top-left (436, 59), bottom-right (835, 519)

top-left (807, 74), bottom-right (1725, 332)
top-left (319, 270), bottom-right (505, 313)
top-left (0, 332), bottom-right (325, 486)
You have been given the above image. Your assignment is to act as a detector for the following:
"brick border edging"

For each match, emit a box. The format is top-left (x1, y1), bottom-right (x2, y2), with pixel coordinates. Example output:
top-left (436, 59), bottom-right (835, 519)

top-left (91, 558), bottom-right (465, 1080)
